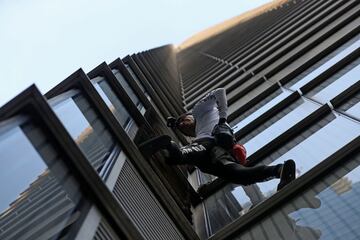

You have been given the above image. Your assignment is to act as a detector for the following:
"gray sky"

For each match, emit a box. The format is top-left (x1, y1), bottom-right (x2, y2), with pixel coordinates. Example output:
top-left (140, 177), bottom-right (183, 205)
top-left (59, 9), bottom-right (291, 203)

top-left (0, 0), bottom-right (272, 106)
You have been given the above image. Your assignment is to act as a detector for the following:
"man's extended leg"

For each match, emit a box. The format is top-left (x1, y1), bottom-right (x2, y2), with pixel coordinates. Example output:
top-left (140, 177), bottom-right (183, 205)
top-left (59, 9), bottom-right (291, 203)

top-left (206, 146), bottom-right (295, 188)
top-left (214, 162), bottom-right (281, 185)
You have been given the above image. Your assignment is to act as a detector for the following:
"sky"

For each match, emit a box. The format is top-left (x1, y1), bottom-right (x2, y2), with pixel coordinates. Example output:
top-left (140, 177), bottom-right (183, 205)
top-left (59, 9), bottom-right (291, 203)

top-left (0, 0), bottom-right (272, 106)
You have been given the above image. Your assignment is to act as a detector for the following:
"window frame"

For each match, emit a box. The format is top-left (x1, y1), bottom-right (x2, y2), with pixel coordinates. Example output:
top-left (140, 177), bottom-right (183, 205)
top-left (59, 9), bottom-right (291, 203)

top-left (44, 69), bottom-right (199, 240)
top-left (0, 85), bottom-right (143, 239)
top-left (109, 58), bottom-right (152, 110)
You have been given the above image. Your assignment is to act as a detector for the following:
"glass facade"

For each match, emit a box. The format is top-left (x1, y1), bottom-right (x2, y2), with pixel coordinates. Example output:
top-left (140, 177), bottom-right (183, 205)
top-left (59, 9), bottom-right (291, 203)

top-left (242, 98), bottom-right (321, 156)
top-left (190, 20), bottom-right (360, 239)
top-left (0, 118), bottom-right (88, 240)
top-left (286, 35), bottom-right (360, 91)
top-left (199, 106), bottom-right (360, 237)
top-left (2, 1), bottom-right (360, 239)
top-left (50, 91), bottom-right (118, 175)
top-left (256, 113), bottom-right (360, 196)
top-left (308, 57), bottom-right (360, 103)
top-left (48, 87), bottom-right (186, 240)
top-left (124, 63), bottom-right (150, 100)
top-left (232, 88), bottom-right (292, 131)
top-left (234, 150), bottom-right (360, 240)
top-left (91, 76), bottom-right (139, 139)
top-left (338, 93), bottom-right (360, 120)
top-left (111, 69), bottom-right (146, 115)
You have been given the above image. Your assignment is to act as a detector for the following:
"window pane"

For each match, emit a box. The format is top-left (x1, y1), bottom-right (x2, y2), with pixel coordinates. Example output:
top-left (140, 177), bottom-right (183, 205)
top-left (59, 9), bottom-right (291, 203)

top-left (287, 36), bottom-right (360, 90)
top-left (310, 59), bottom-right (360, 104)
top-left (345, 101), bottom-right (360, 120)
top-left (234, 150), bottom-right (360, 240)
top-left (124, 64), bottom-right (155, 115)
top-left (243, 98), bottom-right (321, 156)
top-left (124, 64), bottom-right (146, 93)
top-left (0, 125), bottom-right (47, 213)
top-left (232, 89), bottom-right (292, 133)
top-left (93, 79), bottom-right (139, 140)
top-left (92, 78), bottom-right (136, 132)
top-left (256, 113), bottom-right (360, 198)
top-left (0, 121), bottom-right (87, 240)
top-left (112, 69), bottom-right (145, 113)
top-left (199, 114), bottom-right (360, 236)
top-left (202, 184), bottom-right (253, 235)
top-left (228, 81), bottom-right (274, 115)
top-left (51, 93), bottom-right (116, 173)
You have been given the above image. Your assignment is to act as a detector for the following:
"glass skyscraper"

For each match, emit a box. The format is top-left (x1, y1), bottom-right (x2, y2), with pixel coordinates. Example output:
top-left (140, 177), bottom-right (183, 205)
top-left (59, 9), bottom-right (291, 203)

top-left (1, 0), bottom-right (360, 239)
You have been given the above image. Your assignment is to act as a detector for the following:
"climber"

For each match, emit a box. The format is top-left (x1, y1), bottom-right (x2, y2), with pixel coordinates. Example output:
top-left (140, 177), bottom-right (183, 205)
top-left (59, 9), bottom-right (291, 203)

top-left (138, 88), bottom-right (296, 191)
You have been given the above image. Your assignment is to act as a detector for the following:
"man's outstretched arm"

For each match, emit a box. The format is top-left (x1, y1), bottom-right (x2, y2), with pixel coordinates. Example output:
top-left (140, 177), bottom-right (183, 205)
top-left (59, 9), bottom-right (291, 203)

top-left (193, 88), bottom-right (228, 121)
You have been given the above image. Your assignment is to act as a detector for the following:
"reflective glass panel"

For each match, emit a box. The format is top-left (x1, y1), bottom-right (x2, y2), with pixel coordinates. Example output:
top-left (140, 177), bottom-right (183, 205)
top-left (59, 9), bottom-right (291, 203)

top-left (202, 184), bottom-right (258, 236)
top-left (234, 150), bottom-right (360, 240)
top-left (202, 114), bottom-right (360, 236)
top-left (112, 69), bottom-right (145, 114)
top-left (243, 98), bottom-right (320, 156)
top-left (0, 120), bottom-right (87, 240)
top-left (311, 62), bottom-right (360, 104)
top-left (288, 37), bottom-right (360, 91)
top-left (232, 89), bottom-right (292, 133)
top-left (0, 125), bottom-right (47, 214)
top-left (51, 92), bottom-right (116, 173)
top-left (332, 73), bottom-right (360, 120)
top-left (124, 63), bottom-right (155, 114)
top-left (124, 64), bottom-right (146, 93)
top-left (346, 101), bottom-right (360, 120)
top-left (256, 114), bottom-right (360, 198)
top-left (91, 77), bottom-right (139, 138)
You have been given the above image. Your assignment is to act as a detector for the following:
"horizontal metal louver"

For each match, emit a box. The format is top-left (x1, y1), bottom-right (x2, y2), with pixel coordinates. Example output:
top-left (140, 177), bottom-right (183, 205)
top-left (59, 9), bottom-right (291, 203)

top-left (113, 161), bottom-right (184, 240)
top-left (93, 220), bottom-right (120, 240)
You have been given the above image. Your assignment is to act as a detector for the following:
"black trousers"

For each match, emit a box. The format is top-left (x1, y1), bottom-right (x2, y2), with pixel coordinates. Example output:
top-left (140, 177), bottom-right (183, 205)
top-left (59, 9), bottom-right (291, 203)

top-left (167, 138), bottom-right (280, 186)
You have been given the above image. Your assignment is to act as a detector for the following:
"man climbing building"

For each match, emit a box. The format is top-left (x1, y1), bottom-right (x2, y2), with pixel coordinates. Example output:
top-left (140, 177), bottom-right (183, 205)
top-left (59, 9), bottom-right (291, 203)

top-left (139, 88), bottom-right (296, 192)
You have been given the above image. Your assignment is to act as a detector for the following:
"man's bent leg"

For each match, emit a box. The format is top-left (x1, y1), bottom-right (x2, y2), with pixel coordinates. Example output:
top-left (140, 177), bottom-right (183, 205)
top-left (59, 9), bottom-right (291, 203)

top-left (138, 135), bottom-right (172, 156)
top-left (167, 139), bottom-right (215, 166)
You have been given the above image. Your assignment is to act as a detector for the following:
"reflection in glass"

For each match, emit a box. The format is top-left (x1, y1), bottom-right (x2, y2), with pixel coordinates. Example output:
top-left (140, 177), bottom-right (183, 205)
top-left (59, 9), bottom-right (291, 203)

top-left (0, 121), bottom-right (85, 240)
top-left (345, 101), bottom-right (360, 120)
top-left (234, 151), bottom-right (360, 240)
top-left (288, 37), bottom-right (360, 91)
top-left (112, 69), bottom-right (145, 114)
top-left (243, 99), bottom-right (320, 156)
top-left (0, 126), bottom-right (47, 213)
top-left (198, 170), bottom-right (217, 185)
top-left (335, 84), bottom-right (360, 120)
top-left (92, 78), bottom-right (139, 140)
top-left (124, 64), bottom-right (145, 92)
top-left (311, 62), bottom-right (360, 104)
top-left (51, 92), bottom-right (116, 173)
top-left (201, 114), bottom-right (360, 237)
top-left (232, 89), bottom-right (292, 133)
top-left (201, 183), bottom-right (266, 236)
top-left (256, 113), bottom-right (360, 197)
